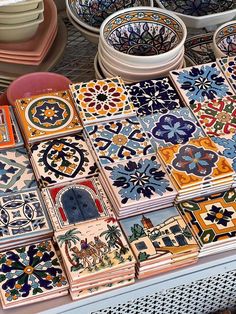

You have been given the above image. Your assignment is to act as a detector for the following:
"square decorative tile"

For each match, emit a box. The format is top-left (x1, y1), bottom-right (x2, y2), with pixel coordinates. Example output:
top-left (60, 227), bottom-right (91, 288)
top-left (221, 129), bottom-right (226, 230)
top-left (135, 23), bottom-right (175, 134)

top-left (158, 137), bottom-right (234, 189)
top-left (42, 177), bottom-right (113, 231)
top-left (0, 106), bottom-right (15, 149)
top-left (177, 189), bottom-right (236, 246)
top-left (85, 116), bottom-right (154, 165)
top-left (55, 219), bottom-right (134, 279)
top-left (120, 207), bottom-right (198, 262)
top-left (192, 96), bottom-right (236, 136)
top-left (0, 240), bottom-right (68, 308)
top-left (0, 189), bottom-right (51, 240)
top-left (170, 62), bottom-right (234, 108)
top-left (217, 56), bottom-right (236, 93)
top-left (30, 134), bottom-right (98, 187)
top-left (103, 155), bottom-right (176, 206)
top-left (126, 77), bottom-right (184, 117)
top-left (0, 148), bottom-right (37, 196)
top-left (70, 77), bottom-right (135, 125)
top-left (139, 107), bottom-right (206, 150)
top-left (15, 90), bottom-right (82, 143)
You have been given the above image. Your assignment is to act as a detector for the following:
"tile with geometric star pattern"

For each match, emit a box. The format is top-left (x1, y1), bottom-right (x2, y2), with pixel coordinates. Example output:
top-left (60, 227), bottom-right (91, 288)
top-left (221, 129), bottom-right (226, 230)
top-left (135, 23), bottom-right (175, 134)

top-left (85, 116), bottom-right (154, 165)
top-left (14, 90), bottom-right (82, 144)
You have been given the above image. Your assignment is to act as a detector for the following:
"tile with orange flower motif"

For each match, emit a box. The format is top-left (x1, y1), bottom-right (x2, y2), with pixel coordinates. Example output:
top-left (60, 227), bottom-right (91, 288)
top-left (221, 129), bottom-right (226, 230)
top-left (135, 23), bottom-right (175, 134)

top-left (158, 137), bottom-right (234, 189)
top-left (14, 90), bottom-right (82, 144)
top-left (85, 116), bottom-right (154, 165)
top-left (0, 106), bottom-right (15, 149)
top-left (191, 96), bottom-right (236, 136)
top-left (177, 189), bottom-right (236, 252)
top-left (0, 240), bottom-right (69, 308)
top-left (70, 77), bottom-right (135, 125)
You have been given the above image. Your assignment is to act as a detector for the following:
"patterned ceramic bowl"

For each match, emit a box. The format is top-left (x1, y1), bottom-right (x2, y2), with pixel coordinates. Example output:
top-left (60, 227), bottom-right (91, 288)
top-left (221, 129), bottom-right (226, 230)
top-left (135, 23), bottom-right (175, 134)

top-left (66, 0), bottom-right (150, 33)
top-left (100, 7), bottom-right (187, 66)
top-left (155, 0), bottom-right (236, 28)
top-left (213, 20), bottom-right (236, 58)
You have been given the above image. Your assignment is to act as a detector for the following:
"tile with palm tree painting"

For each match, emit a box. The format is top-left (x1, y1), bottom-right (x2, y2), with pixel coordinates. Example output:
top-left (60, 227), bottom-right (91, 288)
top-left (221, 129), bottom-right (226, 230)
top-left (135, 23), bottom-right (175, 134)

top-left (0, 240), bottom-right (68, 308)
top-left (177, 189), bottom-right (236, 246)
top-left (55, 218), bottom-right (134, 279)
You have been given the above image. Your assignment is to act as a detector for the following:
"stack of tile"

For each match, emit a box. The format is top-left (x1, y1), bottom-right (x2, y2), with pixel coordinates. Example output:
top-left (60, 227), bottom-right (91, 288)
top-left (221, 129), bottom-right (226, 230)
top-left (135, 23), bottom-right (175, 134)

top-left (177, 189), bottom-right (236, 257)
top-left (157, 137), bottom-right (235, 202)
top-left (120, 206), bottom-right (199, 279)
top-left (0, 240), bottom-right (69, 308)
top-left (55, 218), bottom-right (136, 300)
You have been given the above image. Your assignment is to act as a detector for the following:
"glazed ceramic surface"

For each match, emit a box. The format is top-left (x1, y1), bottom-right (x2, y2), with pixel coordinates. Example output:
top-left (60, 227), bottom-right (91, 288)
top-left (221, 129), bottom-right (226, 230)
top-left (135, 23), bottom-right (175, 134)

top-left (0, 0), bottom-right (42, 13)
top-left (213, 21), bottom-right (236, 58)
top-left (0, 106), bottom-right (15, 149)
top-left (217, 56), bottom-right (236, 93)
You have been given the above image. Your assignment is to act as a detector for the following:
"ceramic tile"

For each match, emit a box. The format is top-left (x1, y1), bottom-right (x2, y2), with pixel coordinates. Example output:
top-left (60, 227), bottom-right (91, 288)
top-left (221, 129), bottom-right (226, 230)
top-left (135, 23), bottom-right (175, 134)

top-left (70, 77), bottom-right (135, 125)
top-left (0, 106), bottom-right (15, 149)
top-left (170, 62), bottom-right (234, 107)
top-left (158, 137), bottom-right (234, 189)
top-left (177, 189), bottom-right (236, 246)
top-left (85, 116), bottom-right (154, 165)
top-left (55, 219), bottom-right (134, 279)
top-left (126, 77), bottom-right (184, 117)
top-left (15, 90), bottom-right (82, 143)
top-left (120, 207), bottom-right (198, 262)
top-left (103, 155), bottom-right (176, 206)
top-left (42, 177), bottom-right (113, 231)
top-left (217, 56), bottom-right (236, 93)
top-left (192, 96), bottom-right (236, 136)
top-left (184, 33), bottom-right (215, 66)
top-left (0, 148), bottom-right (37, 196)
top-left (139, 107), bottom-right (206, 150)
top-left (212, 133), bottom-right (236, 172)
top-left (9, 107), bottom-right (24, 147)
top-left (0, 240), bottom-right (68, 308)
top-left (30, 134), bottom-right (98, 187)
top-left (0, 189), bottom-right (51, 239)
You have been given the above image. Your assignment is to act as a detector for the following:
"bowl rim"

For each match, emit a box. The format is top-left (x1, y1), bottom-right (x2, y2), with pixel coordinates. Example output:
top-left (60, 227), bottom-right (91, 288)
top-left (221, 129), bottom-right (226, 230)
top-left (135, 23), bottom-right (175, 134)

top-left (0, 1), bottom-right (44, 18)
top-left (100, 6), bottom-right (187, 61)
top-left (155, 0), bottom-right (236, 21)
top-left (213, 20), bottom-right (236, 46)
top-left (0, 11), bottom-right (44, 29)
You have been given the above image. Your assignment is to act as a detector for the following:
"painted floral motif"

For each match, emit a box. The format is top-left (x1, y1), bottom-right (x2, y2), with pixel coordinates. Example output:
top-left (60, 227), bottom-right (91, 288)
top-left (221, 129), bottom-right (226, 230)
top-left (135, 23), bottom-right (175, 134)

top-left (170, 63), bottom-right (233, 106)
top-left (173, 145), bottom-right (218, 177)
top-left (105, 156), bottom-right (174, 204)
top-left (192, 96), bottom-right (236, 136)
top-left (216, 23), bottom-right (236, 57)
top-left (0, 241), bottom-right (68, 304)
top-left (31, 134), bottom-right (97, 187)
top-left (0, 190), bottom-right (51, 238)
top-left (86, 117), bottom-right (154, 165)
top-left (15, 91), bottom-right (82, 143)
top-left (70, 77), bottom-right (134, 125)
top-left (177, 189), bottom-right (236, 246)
top-left (127, 78), bottom-right (184, 117)
top-left (205, 204), bottom-right (234, 227)
top-left (217, 56), bottom-right (236, 93)
top-left (212, 133), bottom-right (236, 171)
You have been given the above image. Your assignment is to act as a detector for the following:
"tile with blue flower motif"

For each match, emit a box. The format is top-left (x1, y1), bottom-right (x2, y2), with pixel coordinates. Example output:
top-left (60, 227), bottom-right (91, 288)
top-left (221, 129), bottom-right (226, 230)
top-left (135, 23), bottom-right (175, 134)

top-left (139, 107), bottom-right (206, 150)
top-left (126, 77), bottom-right (184, 117)
top-left (158, 137), bottom-right (234, 189)
top-left (170, 62), bottom-right (234, 108)
top-left (177, 189), bottom-right (236, 247)
top-left (70, 77), bottom-right (135, 125)
top-left (0, 240), bottom-right (69, 308)
top-left (217, 56), bottom-right (236, 93)
top-left (0, 148), bottom-right (37, 196)
top-left (192, 96), bottom-right (236, 136)
top-left (103, 155), bottom-right (176, 207)
top-left (30, 133), bottom-right (98, 187)
top-left (85, 117), bottom-right (154, 165)
top-left (14, 90), bottom-right (82, 144)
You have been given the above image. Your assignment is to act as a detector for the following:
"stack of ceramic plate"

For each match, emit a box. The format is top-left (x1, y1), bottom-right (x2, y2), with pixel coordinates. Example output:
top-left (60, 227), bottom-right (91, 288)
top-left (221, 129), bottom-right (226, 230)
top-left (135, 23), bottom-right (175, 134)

top-left (0, 0), bottom-right (67, 88)
top-left (55, 219), bottom-right (136, 300)
top-left (157, 136), bottom-right (235, 202)
top-left (96, 7), bottom-right (187, 84)
top-left (177, 189), bottom-right (236, 257)
top-left (120, 206), bottom-right (199, 279)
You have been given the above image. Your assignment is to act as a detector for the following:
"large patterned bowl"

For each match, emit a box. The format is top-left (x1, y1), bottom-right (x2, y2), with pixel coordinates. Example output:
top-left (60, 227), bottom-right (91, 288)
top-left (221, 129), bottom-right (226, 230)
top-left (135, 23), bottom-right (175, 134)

top-left (155, 0), bottom-right (236, 28)
top-left (100, 7), bottom-right (187, 66)
top-left (213, 20), bottom-right (236, 58)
